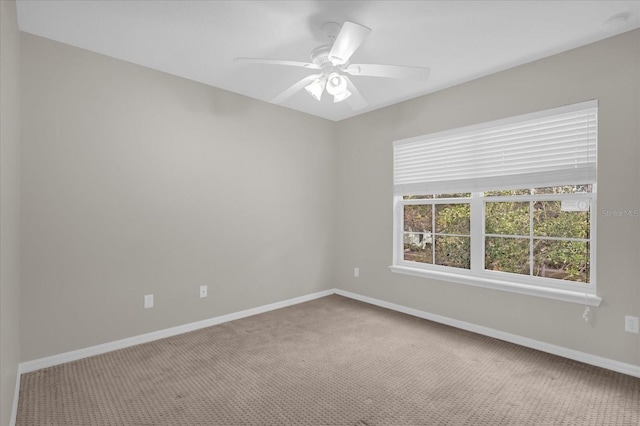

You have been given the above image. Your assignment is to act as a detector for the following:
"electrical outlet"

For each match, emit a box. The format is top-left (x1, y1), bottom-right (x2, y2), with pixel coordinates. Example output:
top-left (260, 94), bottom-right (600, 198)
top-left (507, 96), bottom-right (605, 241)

top-left (624, 315), bottom-right (639, 334)
top-left (199, 285), bottom-right (208, 298)
top-left (354, 267), bottom-right (359, 278)
top-left (144, 294), bottom-right (154, 309)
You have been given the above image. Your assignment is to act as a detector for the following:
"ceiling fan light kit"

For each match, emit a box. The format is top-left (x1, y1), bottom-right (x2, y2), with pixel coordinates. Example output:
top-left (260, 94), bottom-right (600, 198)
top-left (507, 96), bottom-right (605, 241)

top-left (327, 73), bottom-right (346, 94)
top-left (304, 77), bottom-right (326, 101)
top-left (333, 89), bottom-right (352, 103)
top-left (236, 20), bottom-right (430, 110)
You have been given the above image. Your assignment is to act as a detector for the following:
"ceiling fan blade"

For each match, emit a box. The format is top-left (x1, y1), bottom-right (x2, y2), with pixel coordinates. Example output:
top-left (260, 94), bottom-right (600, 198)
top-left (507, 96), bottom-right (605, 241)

top-left (346, 64), bottom-right (430, 80)
top-left (329, 21), bottom-right (371, 65)
top-left (271, 74), bottom-right (321, 104)
top-left (344, 76), bottom-right (368, 110)
top-left (235, 57), bottom-right (320, 70)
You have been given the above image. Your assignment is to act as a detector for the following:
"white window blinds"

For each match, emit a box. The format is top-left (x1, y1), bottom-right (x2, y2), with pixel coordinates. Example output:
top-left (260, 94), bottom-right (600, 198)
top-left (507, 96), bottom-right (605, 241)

top-left (393, 100), bottom-right (597, 195)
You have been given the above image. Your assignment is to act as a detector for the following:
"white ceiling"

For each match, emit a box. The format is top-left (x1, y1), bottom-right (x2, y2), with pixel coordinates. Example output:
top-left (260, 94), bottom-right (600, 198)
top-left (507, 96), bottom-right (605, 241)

top-left (16, 0), bottom-right (640, 121)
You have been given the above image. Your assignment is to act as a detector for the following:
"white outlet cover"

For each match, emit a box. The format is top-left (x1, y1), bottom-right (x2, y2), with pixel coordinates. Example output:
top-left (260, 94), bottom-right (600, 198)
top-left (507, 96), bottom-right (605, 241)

top-left (625, 315), bottom-right (639, 334)
top-left (199, 285), bottom-right (208, 298)
top-left (144, 294), bottom-right (154, 309)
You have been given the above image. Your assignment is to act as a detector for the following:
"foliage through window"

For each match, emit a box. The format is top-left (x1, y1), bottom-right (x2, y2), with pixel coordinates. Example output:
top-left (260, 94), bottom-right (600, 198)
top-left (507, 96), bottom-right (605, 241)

top-left (401, 186), bottom-right (593, 285)
top-left (403, 195), bottom-right (471, 269)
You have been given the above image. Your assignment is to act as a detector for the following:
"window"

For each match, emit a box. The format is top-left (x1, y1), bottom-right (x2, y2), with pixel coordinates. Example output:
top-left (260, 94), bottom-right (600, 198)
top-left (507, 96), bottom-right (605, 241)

top-left (391, 100), bottom-right (600, 306)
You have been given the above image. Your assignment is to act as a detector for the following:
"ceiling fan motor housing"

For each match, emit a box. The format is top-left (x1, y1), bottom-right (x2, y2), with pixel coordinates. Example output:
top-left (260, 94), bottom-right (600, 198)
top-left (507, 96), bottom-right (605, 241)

top-left (310, 46), bottom-right (335, 70)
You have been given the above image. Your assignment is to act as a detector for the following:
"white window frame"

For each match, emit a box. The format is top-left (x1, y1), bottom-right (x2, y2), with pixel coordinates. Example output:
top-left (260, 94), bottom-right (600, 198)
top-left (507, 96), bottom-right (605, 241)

top-left (390, 101), bottom-right (601, 306)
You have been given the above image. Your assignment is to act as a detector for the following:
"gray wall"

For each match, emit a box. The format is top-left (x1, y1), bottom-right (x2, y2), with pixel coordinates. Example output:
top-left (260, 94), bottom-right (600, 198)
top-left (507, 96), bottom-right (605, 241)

top-left (20, 34), bottom-right (337, 361)
top-left (0, 1), bottom-right (21, 424)
top-left (335, 29), bottom-right (640, 366)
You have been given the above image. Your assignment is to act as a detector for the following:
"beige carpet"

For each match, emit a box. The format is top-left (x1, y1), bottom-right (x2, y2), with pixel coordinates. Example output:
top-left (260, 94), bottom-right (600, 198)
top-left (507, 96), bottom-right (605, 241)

top-left (16, 295), bottom-right (640, 425)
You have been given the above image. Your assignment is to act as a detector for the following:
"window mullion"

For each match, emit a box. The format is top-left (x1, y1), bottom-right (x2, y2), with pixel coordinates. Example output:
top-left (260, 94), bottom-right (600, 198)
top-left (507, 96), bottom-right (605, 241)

top-left (431, 202), bottom-right (436, 264)
top-left (529, 199), bottom-right (534, 277)
top-left (470, 192), bottom-right (483, 274)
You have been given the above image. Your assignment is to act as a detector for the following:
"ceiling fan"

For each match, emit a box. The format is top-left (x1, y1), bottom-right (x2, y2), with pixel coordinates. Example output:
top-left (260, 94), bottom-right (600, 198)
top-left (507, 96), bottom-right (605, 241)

top-left (235, 21), bottom-right (430, 110)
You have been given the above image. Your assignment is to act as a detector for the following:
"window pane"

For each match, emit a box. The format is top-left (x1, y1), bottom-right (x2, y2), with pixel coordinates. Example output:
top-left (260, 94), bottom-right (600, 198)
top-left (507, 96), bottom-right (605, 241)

top-left (435, 193), bottom-right (471, 198)
top-left (485, 237), bottom-right (530, 275)
top-left (485, 202), bottom-right (530, 236)
top-left (404, 205), bottom-right (432, 232)
top-left (435, 204), bottom-right (470, 235)
top-left (404, 232), bottom-right (433, 264)
top-left (403, 195), bottom-right (434, 200)
top-left (435, 236), bottom-right (470, 269)
top-left (484, 189), bottom-right (531, 196)
top-left (534, 240), bottom-right (590, 283)
top-left (533, 201), bottom-right (590, 239)
top-left (534, 184), bottom-right (592, 194)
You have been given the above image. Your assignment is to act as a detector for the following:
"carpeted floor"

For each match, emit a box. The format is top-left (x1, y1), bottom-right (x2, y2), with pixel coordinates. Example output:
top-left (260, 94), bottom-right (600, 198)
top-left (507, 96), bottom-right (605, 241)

top-left (16, 294), bottom-right (640, 425)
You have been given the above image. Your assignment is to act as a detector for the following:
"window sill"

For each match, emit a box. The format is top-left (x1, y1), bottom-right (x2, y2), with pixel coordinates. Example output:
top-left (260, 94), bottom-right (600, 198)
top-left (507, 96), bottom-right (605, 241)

top-left (389, 265), bottom-right (602, 307)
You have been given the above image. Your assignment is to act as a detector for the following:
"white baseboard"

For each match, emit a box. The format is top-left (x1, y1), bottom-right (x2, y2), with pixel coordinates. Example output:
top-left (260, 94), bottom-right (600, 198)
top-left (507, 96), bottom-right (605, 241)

top-left (9, 370), bottom-right (20, 426)
top-left (18, 288), bottom-right (334, 375)
top-left (334, 289), bottom-right (640, 378)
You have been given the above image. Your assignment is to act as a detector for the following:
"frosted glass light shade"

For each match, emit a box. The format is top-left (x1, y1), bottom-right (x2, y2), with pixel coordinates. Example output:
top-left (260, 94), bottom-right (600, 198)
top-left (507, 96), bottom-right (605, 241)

top-left (305, 78), bottom-right (326, 101)
top-left (333, 89), bottom-right (351, 103)
top-left (326, 72), bottom-right (348, 96)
